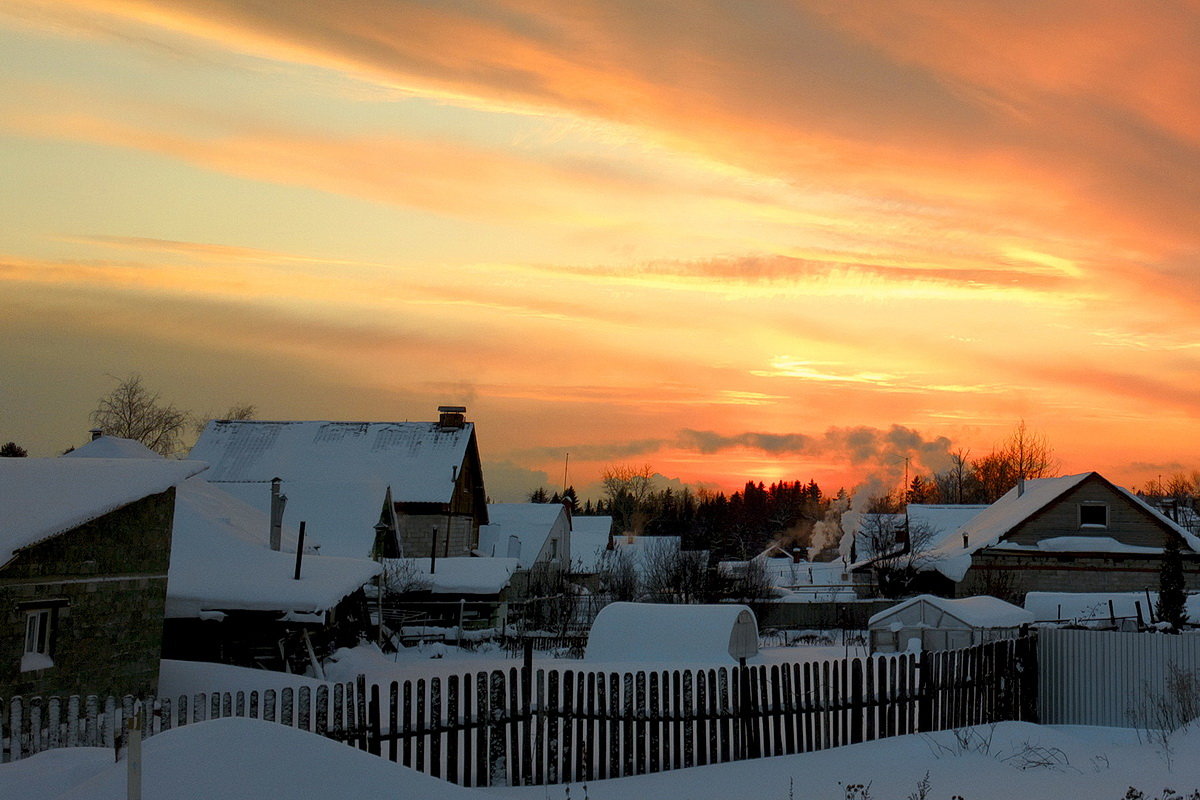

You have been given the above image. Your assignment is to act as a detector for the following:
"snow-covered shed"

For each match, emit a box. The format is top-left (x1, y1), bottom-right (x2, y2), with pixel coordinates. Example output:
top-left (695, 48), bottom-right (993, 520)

top-left (478, 503), bottom-right (571, 569)
top-left (585, 602), bottom-right (759, 664)
top-left (868, 594), bottom-right (1033, 653)
top-left (190, 411), bottom-right (488, 559)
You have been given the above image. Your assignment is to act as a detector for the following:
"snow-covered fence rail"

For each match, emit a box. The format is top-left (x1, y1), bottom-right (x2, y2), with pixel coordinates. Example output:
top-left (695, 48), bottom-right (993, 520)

top-left (364, 635), bottom-right (1038, 787)
top-left (0, 676), bottom-right (371, 764)
top-left (1039, 627), bottom-right (1200, 726)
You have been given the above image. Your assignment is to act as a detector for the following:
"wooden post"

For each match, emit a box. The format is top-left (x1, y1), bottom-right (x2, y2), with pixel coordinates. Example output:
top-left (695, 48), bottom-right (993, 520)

top-left (917, 650), bottom-right (933, 732)
top-left (126, 710), bottom-right (141, 800)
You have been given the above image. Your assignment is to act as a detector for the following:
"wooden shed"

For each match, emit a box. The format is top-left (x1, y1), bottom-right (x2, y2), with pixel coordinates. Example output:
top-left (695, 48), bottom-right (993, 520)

top-left (585, 602), bottom-right (758, 664)
top-left (868, 594), bottom-right (1033, 654)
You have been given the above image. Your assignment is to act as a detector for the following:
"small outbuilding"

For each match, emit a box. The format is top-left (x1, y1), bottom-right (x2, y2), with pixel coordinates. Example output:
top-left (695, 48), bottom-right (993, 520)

top-left (868, 594), bottom-right (1033, 654)
top-left (584, 602), bottom-right (758, 664)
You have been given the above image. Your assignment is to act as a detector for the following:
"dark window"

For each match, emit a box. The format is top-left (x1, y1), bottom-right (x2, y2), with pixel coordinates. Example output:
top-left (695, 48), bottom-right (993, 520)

top-left (1079, 504), bottom-right (1108, 527)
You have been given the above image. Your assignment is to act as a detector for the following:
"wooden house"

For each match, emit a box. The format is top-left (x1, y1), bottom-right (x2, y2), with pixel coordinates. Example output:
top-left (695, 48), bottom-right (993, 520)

top-left (0, 457), bottom-right (204, 699)
top-left (189, 407), bottom-right (489, 560)
top-left (478, 503), bottom-right (572, 570)
top-left (65, 436), bottom-right (381, 674)
top-left (878, 472), bottom-right (1200, 600)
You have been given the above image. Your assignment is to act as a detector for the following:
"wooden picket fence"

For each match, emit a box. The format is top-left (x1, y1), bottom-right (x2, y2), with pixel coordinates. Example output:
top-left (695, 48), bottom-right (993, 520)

top-left (1, 678), bottom-right (370, 764)
top-left (362, 635), bottom-right (1038, 786)
top-left (0, 636), bottom-right (1037, 784)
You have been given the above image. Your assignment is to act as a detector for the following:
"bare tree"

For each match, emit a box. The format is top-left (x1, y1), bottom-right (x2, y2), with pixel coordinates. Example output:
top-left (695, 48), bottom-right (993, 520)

top-left (596, 546), bottom-right (640, 602)
top-left (641, 540), bottom-right (711, 603)
top-left (856, 516), bottom-right (941, 598)
top-left (601, 463), bottom-right (656, 534)
top-left (974, 421), bottom-right (1058, 502)
top-left (90, 374), bottom-right (192, 456)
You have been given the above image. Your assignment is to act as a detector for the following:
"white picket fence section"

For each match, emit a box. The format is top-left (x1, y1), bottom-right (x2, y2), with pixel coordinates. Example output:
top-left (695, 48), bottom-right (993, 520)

top-left (1, 678), bottom-right (369, 763)
top-left (1039, 628), bottom-right (1200, 727)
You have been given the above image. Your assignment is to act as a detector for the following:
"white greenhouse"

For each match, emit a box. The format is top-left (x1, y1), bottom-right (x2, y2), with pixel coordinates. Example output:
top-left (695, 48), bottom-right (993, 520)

top-left (868, 594), bottom-right (1033, 654)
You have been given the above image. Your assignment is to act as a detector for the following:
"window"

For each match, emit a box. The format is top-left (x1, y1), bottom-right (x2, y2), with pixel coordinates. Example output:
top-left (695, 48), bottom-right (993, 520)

top-left (1079, 503), bottom-right (1108, 528)
top-left (21, 608), bottom-right (54, 671)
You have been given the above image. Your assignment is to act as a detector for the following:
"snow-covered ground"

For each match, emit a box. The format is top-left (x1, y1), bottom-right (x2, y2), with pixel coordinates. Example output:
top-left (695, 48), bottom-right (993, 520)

top-left (4, 715), bottom-right (1197, 799)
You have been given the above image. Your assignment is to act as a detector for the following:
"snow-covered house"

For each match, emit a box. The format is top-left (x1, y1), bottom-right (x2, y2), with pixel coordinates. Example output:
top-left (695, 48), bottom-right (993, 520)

top-left (720, 544), bottom-right (857, 601)
top-left (868, 594), bottom-right (1033, 653)
top-left (478, 503), bottom-right (571, 570)
top-left (189, 407), bottom-right (489, 559)
top-left (865, 473), bottom-right (1200, 600)
top-left (65, 436), bottom-right (382, 673)
top-left (0, 457), bottom-right (205, 699)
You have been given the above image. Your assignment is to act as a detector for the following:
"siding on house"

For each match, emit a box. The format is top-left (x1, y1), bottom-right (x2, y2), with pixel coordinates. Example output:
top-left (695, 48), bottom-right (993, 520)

top-left (959, 550), bottom-right (1200, 597)
top-left (0, 490), bottom-right (175, 699)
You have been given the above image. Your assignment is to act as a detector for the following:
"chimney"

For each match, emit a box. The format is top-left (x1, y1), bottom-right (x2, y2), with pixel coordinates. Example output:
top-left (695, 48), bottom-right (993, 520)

top-left (269, 477), bottom-right (287, 551)
top-left (1017, 475), bottom-right (1026, 497)
top-left (437, 405), bottom-right (467, 430)
top-left (89, 427), bottom-right (103, 441)
top-left (791, 547), bottom-right (803, 564)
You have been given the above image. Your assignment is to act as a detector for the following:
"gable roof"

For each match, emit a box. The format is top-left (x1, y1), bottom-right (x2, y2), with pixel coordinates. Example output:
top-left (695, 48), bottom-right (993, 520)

top-left (189, 420), bottom-right (480, 558)
top-left (478, 503), bottom-right (568, 567)
top-left (927, 472), bottom-right (1200, 581)
top-left (190, 420), bottom-right (475, 503)
top-left (0, 458), bottom-right (207, 566)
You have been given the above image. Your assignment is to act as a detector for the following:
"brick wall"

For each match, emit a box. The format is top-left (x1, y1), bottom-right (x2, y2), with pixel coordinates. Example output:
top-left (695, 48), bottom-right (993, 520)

top-left (0, 489), bottom-right (174, 699)
top-left (958, 550), bottom-right (1200, 597)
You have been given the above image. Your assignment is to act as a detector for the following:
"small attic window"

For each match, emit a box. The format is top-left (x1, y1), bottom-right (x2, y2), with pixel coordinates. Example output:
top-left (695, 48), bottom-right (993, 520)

top-left (1079, 503), bottom-right (1108, 528)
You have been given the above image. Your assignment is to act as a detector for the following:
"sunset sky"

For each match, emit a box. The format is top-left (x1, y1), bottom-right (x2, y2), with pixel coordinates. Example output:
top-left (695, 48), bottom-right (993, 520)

top-left (3, 1), bottom-right (1199, 501)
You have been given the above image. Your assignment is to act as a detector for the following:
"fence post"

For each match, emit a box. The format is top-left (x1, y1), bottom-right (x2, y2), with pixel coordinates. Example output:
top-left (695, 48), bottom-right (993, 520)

top-left (368, 683), bottom-right (382, 757)
top-left (1018, 634), bottom-right (1040, 723)
top-left (917, 650), bottom-right (933, 732)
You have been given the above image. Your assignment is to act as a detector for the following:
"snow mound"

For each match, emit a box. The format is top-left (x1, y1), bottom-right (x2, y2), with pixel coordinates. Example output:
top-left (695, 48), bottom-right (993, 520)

top-left (45, 717), bottom-right (477, 800)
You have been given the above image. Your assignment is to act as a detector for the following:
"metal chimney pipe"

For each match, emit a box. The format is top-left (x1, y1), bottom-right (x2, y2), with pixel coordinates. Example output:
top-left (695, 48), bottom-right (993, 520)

top-left (269, 477), bottom-right (286, 552)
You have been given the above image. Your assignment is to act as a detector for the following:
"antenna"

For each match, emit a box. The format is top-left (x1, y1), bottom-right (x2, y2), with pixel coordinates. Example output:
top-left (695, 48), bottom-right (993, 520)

top-left (563, 452), bottom-right (570, 493)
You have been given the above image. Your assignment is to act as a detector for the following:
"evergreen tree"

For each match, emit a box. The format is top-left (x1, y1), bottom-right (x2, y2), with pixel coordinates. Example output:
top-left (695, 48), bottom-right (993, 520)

top-left (0, 441), bottom-right (28, 457)
top-left (1157, 533), bottom-right (1189, 630)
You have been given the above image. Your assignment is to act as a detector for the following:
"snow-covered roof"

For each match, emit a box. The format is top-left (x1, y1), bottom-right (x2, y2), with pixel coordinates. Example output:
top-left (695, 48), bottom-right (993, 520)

top-left (166, 477), bottom-right (381, 618)
top-left (64, 435), bottom-right (161, 459)
top-left (927, 473), bottom-right (1200, 581)
top-left (189, 420), bottom-right (478, 558)
top-left (585, 602), bottom-right (759, 663)
top-left (392, 556), bottom-right (519, 595)
top-left (0, 457), bottom-right (207, 566)
top-left (572, 516), bottom-right (613, 536)
top-left (869, 594), bottom-right (1034, 629)
top-left (478, 503), bottom-right (567, 568)
top-left (571, 531), bottom-right (612, 573)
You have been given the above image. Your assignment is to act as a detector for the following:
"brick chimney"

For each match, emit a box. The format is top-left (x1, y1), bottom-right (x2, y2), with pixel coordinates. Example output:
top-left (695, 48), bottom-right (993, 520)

top-left (437, 405), bottom-right (467, 430)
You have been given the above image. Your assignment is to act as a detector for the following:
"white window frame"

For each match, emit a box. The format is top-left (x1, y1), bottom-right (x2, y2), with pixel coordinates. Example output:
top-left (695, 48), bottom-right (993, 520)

top-left (21, 607), bottom-right (55, 671)
top-left (1079, 502), bottom-right (1109, 529)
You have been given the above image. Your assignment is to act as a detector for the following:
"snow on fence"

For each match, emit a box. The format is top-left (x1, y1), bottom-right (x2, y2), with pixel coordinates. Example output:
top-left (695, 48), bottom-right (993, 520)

top-left (1039, 627), bottom-right (1200, 727)
top-left (1, 678), bottom-right (370, 764)
top-left (1, 637), bottom-right (1037, 784)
